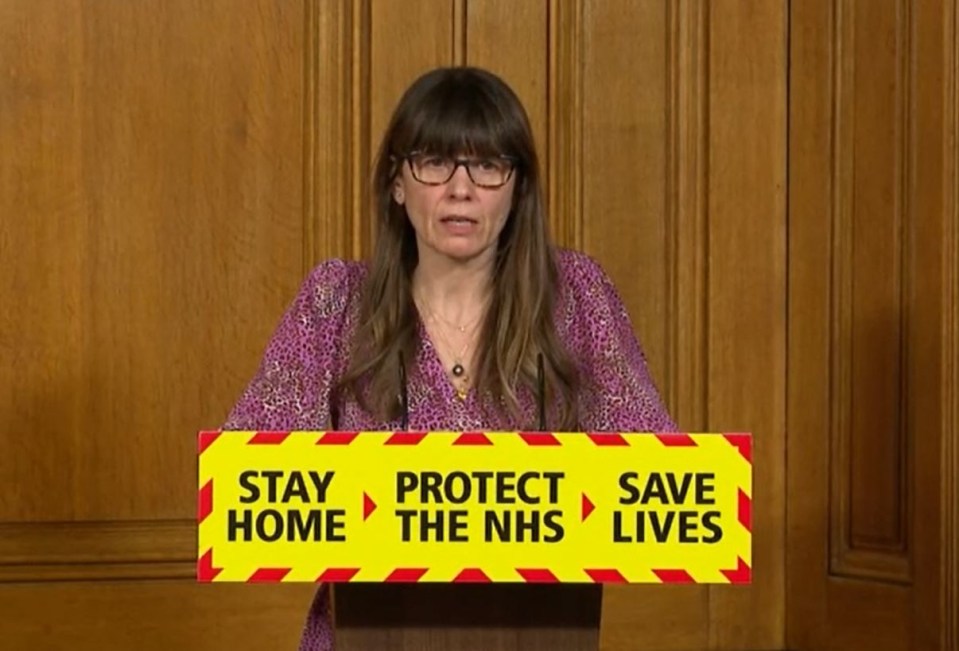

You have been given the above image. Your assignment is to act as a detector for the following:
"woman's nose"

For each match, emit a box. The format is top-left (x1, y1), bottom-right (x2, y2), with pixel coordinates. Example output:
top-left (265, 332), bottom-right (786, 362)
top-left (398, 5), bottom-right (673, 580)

top-left (446, 164), bottom-right (474, 197)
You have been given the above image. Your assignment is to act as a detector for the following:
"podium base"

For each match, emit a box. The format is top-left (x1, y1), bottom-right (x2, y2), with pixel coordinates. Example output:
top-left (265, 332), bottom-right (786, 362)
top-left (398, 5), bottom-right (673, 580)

top-left (333, 583), bottom-right (602, 651)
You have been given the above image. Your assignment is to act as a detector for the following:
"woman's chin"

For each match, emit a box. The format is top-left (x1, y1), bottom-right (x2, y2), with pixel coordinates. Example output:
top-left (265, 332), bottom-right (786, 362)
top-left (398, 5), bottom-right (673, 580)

top-left (427, 237), bottom-right (494, 263)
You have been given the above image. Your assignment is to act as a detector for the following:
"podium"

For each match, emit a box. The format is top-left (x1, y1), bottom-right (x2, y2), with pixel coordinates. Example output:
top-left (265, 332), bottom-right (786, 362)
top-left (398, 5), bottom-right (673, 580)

top-left (333, 583), bottom-right (602, 650)
top-left (196, 429), bottom-right (752, 650)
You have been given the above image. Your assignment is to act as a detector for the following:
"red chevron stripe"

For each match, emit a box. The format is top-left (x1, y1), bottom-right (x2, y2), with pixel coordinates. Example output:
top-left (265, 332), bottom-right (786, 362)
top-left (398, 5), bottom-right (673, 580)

top-left (385, 568), bottom-right (428, 582)
top-left (584, 569), bottom-right (628, 583)
top-left (198, 430), bottom-right (221, 454)
top-left (739, 489), bottom-right (752, 532)
top-left (197, 480), bottom-right (213, 524)
top-left (720, 558), bottom-right (752, 584)
top-left (516, 568), bottom-right (559, 582)
top-left (518, 432), bottom-right (560, 446)
top-left (453, 432), bottom-right (493, 445)
top-left (316, 432), bottom-right (358, 445)
top-left (196, 548), bottom-right (222, 582)
top-left (587, 433), bottom-right (628, 446)
top-left (655, 433), bottom-right (697, 446)
top-left (317, 568), bottom-right (360, 582)
top-left (248, 568), bottom-right (291, 582)
top-left (581, 493), bottom-right (595, 521)
top-left (248, 431), bottom-right (290, 445)
top-left (723, 433), bottom-right (752, 463)
top-left (453, 568), bottom-right (492, 583)
top-left (385, 432), bottom-right (428, 445)
top-left (652, 569), bottom-right (695, 583)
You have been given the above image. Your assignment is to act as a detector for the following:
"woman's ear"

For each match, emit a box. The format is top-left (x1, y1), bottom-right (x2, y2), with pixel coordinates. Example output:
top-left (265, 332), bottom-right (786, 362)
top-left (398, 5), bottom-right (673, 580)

top-left (392, 178), bottom-right (405, 205)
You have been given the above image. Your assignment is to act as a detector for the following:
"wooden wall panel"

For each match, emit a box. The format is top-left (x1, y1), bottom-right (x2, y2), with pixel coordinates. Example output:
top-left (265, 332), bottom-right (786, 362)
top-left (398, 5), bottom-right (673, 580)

top-left (0, 580), bottom-right (317, 651)
top-left (706, 2), bottom-right (787, 648)
top-left (787, 0), bottom-right (956, 649)
top-left (0, 0), bottom-right (305, 523)
top-left (831, 0), bottom-right (911, 577)
top-left (367, 0), bottom-right (453, 234)
top-left (581, 0), bottom-right (669, 383)
top-left (466, 0), bottom-right (548, 164)
top-left (947, 4), bottom-right (958, 642)
top-left (0, 0), bottom-right (320, 647)
top-left (306, 0), bottom-right (367, 263)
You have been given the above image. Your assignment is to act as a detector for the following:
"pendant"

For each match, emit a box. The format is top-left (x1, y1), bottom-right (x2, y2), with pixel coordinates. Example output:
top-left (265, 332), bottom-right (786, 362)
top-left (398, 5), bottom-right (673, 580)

top-left (456, 387), bottom-right (468, 400)
top-left (451, 363), bottom-right (465, 377)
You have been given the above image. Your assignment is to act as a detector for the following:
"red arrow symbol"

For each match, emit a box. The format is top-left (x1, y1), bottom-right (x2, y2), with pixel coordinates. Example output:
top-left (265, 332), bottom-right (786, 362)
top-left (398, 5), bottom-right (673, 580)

top-left (581, 493), bottom-right (595, 521)
top-left (363, 493), bottom-right (377, 520)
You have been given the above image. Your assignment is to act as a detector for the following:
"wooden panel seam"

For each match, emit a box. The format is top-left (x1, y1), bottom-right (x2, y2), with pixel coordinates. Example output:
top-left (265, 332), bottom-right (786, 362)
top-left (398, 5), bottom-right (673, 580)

top-left (0, 519), bottom-right (195, 583)
top-left (666, 0), bottom-right (709, 430)
top-left (944, 1), bottom-right (958, 647)
top-left (351, 0), bottom-right (372, 260)
top-left (453, 0), bottom-right (467, 66)
top-left (546, 0), bottom-right (583, 252)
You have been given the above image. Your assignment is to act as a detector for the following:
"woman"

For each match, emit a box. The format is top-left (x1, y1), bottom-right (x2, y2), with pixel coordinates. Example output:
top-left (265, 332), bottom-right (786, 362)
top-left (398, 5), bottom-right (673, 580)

top-left (224, 66), bottom-right (676, 651)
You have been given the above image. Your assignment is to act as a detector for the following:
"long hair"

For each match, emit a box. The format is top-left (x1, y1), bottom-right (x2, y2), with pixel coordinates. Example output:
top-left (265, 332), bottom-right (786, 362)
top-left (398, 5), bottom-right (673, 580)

top-left (336, 66), bottom-right (579, 429)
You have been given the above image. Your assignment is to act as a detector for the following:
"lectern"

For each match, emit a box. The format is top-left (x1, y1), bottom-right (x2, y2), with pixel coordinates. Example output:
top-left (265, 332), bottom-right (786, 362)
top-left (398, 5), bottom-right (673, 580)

top-left (333, 583), bottom-right (602, 651)
top-left (197, 429), bottom-right (752, 651)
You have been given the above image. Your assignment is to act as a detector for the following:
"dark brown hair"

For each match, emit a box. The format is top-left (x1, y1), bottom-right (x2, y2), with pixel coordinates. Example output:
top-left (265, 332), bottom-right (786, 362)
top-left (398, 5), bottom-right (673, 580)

top-left (337, 66), bottom-right (579, 428)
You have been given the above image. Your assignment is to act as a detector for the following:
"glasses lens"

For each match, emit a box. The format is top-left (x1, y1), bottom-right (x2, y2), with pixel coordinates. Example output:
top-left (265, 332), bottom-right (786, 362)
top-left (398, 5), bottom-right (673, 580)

top-left (410, 155), bottom-right (453, 184)
top-left (468, 158), bottom-right (512, 187)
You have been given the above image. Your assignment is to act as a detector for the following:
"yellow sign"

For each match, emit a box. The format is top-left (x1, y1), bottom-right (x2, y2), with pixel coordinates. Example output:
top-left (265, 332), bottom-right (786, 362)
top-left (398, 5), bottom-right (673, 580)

top-left (197, 431), bottom-right (752, 584)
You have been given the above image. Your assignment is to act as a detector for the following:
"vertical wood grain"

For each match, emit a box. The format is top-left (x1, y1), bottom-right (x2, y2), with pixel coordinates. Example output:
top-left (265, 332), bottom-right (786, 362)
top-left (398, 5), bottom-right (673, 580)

top-left (946, 5), bottom-right (959, 647)
top-left (707, 2), bottom-right (787, 648)
top-left (0, 580), bottom-right (317, 651)
top-left (581, 0), bottom-right (669, 391)
top-left (305, 0), bottom-right (368, 265)
top-left (466, 0), bottom-right (548, 163)
top-left (788, 0), bottom-right (955, 648)
top-left (547, 0), bottom-right (585, 251)
top-left (0, 0), bottom-right (305, 522)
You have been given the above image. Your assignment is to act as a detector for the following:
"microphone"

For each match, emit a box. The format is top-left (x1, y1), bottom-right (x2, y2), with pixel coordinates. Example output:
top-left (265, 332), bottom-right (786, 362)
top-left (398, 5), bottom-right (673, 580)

top-left (398, 351), bottom-right (409, 431)
top-left (537, 352), bottom-right (546, 431)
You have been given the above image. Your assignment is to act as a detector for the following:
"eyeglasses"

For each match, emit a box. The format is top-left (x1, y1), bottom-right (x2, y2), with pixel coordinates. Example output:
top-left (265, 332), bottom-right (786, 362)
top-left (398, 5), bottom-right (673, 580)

top-left (402, 152), bottom-right (518, 189)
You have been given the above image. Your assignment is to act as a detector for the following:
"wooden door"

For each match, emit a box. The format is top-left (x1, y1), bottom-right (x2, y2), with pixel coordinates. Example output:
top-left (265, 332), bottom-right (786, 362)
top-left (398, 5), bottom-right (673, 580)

top-left (787, 1), bottom-right (958, 650)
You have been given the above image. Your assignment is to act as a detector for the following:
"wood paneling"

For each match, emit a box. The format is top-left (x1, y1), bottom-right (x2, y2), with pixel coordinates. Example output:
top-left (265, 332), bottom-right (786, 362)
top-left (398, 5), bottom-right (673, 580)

top-left (547, 0), bottom-right (585, 251)
top-left (0, 0), bottom-right (319, 646)
top-left (305, 0), bottom-right (368, 264)
top-left (829, 0), bottom-right (911, 579)
top-left (3, 0), bottom-right (952, 649)
top-left (0, 580), bottom-right (317, 651)
top-left (0, 0), bottom-right (305, 523)
top-left (787, 0), bottom-right (956, 649)
top-left (706, 2), bottom-right (786, 648)
top-left (466, 0), bottom-right (548, 161)
top-left (946, 4), bottom-right (958, 641)
top-left (0, 520), bottom-right (192, 582)
top-left (581, 0), bottom-right (670, 386)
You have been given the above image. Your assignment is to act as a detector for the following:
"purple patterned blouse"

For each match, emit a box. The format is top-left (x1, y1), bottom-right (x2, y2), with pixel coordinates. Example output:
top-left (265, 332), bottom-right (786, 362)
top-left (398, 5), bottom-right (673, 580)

top-left (223, 247), bottom-right (676, 650)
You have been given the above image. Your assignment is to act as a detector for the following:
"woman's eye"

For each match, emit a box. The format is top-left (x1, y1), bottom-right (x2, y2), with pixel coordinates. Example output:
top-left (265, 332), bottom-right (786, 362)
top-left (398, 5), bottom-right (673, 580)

top-left (423, 157), bottom-right (448, 168)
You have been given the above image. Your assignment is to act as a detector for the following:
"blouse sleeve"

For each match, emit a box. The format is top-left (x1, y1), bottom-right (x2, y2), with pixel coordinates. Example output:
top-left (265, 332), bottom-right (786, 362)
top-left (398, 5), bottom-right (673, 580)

top-left (222, 259), bottom-right (362, 431)
top-left (558, 250), bottom-right (678, 432)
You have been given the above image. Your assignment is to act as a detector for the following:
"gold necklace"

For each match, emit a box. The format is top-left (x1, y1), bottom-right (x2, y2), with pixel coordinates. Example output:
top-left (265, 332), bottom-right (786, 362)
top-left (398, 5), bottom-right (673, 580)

top-left (416, 295), bottom-right (480, 399)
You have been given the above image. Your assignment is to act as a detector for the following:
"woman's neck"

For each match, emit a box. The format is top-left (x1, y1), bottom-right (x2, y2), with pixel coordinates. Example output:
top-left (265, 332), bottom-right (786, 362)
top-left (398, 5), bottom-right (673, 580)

top-left (412, 250), bottom-right (494, 321)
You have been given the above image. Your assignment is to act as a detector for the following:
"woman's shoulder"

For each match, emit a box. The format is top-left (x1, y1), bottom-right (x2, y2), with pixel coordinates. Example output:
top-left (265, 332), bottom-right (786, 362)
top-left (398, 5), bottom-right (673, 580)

top-left (302, 258), bottom-right (368, 291)
top-left (296, 258), bottom-right (369, 316)
top-left (553, 247), bottom-right (615, 296)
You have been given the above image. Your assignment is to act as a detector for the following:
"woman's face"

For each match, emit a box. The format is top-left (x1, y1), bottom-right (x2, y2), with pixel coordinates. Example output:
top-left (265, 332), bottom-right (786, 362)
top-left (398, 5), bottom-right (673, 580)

top-left (393, 154), bottom-right (516, 265)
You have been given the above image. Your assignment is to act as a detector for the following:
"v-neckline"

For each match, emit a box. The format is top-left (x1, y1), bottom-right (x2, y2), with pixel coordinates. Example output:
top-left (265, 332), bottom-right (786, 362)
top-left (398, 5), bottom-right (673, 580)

top-left (416, 317), bottom-right (473, 403)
